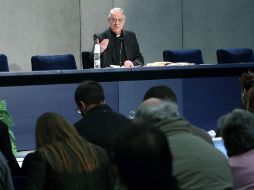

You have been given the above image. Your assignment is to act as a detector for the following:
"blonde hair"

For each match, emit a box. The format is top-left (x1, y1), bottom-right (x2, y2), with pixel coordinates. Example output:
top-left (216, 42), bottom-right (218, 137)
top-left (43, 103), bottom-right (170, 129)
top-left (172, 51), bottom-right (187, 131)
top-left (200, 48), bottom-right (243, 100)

top-left (36, 112), bottom-right (98, 174)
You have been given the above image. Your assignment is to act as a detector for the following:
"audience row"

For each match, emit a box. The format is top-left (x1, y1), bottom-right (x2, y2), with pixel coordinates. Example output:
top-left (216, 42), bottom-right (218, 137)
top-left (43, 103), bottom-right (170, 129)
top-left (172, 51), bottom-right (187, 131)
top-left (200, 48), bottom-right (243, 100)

top-left (2, 74), bottom-right (254, 189)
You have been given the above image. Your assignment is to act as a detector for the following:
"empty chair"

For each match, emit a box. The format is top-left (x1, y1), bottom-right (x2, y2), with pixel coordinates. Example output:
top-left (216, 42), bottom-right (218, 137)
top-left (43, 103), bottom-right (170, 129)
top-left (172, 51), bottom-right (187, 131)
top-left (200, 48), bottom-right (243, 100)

top-left (31, 54), bottom-right (77, 71)
top-left (0, 54), bottom-right (9, 72)
top-left (216, 48), bottom-right (254, 64)
top-left (81, 51), bottom-right (93, 69)
top-left (163, 49), bottom-right (204, 64)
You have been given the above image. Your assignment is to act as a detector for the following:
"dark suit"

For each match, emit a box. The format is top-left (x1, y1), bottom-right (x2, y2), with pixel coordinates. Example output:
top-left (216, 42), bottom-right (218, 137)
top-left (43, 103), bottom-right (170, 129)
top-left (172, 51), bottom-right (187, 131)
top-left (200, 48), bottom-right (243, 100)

top-left (0, 121), bottom-right (21, 175)
top-left (74, 104), bottom-right (131, 153)
top-left (94, 29), bottom-right (144, 68)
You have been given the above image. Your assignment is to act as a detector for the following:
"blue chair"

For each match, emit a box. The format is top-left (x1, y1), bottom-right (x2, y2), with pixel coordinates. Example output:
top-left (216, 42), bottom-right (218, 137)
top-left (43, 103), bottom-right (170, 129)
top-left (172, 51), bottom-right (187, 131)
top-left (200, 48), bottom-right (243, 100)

top-left (216, 48), bottom-right (254, 64)
top-left (31, 54), bottom-right (77, 71)
top-left (163, 49), bottom-right (204, 64)
top-left (82, 51), bottom-right (93, 69)
top-left (0, 54), bottom-right (9, 71)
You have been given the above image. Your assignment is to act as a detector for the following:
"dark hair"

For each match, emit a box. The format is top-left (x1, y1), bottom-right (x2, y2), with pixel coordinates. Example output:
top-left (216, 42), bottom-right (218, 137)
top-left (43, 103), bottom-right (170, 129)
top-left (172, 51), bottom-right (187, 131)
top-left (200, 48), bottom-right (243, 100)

top-left (111, 123), bottom-right (178, 190)
top-left (246, 86), bottom-right (254, 113)
top-left (143, 85), bottom-right (177, 103)
top-left (240, 72), bottom-right (254, 108)
top-left (74, 80), bottom-right (105, 106)
top-left (218, 109), bottom-right (254, 157)
top-left (240, 72), bottom-right (254, 92)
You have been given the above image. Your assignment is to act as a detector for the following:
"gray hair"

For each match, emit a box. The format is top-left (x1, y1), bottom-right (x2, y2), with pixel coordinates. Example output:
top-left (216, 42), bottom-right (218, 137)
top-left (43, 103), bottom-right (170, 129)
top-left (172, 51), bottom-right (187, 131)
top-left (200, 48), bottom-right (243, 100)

top-left (134, 100), bottom-right (180, 125)
top-left (218, 109), bottom-right (254, 135)
top-left (218, 108), bottom-right (254, 156)
top-left (108, 7), bottom-right (125, 19)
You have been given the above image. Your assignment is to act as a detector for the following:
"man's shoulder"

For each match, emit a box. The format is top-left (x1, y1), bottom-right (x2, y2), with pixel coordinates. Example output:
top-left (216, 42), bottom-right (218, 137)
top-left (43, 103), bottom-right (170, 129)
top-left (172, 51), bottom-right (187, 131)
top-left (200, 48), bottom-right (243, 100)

top-left (97, 29), bottom-right (110, 38)
top-left (122, 30), bottom-right (136, 37)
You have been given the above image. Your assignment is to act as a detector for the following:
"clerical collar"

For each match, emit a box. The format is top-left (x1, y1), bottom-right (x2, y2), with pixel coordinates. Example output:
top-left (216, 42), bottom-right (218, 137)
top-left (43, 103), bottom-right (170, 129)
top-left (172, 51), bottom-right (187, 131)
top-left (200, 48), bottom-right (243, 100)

top-left (110, 29), bottom-right (123, 38)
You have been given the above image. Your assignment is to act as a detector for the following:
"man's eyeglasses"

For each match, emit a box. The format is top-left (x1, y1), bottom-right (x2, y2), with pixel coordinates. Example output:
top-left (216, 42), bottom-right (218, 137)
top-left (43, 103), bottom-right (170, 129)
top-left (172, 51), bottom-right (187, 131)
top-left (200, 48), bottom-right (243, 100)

top-left (111, 18), bottom-right (125, 23)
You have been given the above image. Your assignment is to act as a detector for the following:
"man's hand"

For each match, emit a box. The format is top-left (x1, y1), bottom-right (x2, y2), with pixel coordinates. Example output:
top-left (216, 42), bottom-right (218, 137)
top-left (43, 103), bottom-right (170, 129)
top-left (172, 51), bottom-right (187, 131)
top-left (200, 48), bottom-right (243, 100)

top-left (123, 60), bottom-right (134, 68)
top-left (97, 39), bottom-right (109, 53)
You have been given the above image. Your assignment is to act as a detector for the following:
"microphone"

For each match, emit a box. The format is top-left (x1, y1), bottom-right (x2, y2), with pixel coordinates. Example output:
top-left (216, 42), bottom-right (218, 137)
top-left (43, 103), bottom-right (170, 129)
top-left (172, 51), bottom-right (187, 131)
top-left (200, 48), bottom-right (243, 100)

top-left (119, 37), bottom-right (124, 66)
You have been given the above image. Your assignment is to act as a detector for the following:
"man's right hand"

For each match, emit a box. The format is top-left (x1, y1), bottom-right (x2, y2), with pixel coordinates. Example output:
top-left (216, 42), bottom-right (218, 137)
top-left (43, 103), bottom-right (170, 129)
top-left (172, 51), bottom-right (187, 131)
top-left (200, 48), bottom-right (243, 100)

top-left (97, 39), bottom-right (109, 53)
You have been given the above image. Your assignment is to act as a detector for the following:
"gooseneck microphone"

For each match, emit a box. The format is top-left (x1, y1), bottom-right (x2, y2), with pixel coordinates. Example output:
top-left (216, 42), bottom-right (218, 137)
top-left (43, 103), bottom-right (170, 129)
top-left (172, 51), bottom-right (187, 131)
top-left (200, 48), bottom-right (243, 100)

top-left (119, 37), bottom-right (124, 66)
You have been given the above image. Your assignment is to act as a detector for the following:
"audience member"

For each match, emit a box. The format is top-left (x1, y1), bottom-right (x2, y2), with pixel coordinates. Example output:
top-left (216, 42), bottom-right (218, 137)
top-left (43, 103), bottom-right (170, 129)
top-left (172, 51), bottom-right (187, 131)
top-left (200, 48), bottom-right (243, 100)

top-left (111, 123), bottom-right (179, 190)
top-left (218, 109), bottom-right (254, 190)
top-left (22, 112), bottom-right (115, 190)
top-left (143, 85), bottom-right (213, 144)
top-left (134, 98), bottom-right (233, 190)
top-left (91, 7), bottom-right (144, 68)
top-left (240, 71), bottom-right (254, 109)
top-left (245, 85), bottom-right (254, 113)
top-left (74, 80), bottom-right (131, 153)
top-left (0, 152), bottom-right (14, 190)
top-left (0, 120), bottom-right (21, 175)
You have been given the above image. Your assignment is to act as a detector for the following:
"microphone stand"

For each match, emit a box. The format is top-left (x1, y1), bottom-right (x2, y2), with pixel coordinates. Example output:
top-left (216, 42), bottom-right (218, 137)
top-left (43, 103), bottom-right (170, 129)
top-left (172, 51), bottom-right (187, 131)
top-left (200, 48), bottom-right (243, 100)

top-left (119, 37), bottom-right (124, 66)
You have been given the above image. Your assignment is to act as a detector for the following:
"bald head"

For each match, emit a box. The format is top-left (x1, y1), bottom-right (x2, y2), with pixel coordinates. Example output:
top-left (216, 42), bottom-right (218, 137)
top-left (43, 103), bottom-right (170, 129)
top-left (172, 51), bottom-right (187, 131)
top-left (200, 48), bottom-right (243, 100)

top-left (142, 98), bottom-right (162, 106)
top-left (133, 99), bottom-right (180, 125)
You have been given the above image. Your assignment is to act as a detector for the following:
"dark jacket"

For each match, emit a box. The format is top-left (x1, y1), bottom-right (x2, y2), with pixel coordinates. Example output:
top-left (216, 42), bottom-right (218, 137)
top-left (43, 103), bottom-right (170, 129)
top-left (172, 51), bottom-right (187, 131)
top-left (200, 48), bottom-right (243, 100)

top-left (22, 144), bottom-right (115, 190)
top-left (74, 104), bottom-right (131, 153)
top-left (93, 29), bottom-right (144, 68)
top-left (0, 121), bottom-right (21, 175)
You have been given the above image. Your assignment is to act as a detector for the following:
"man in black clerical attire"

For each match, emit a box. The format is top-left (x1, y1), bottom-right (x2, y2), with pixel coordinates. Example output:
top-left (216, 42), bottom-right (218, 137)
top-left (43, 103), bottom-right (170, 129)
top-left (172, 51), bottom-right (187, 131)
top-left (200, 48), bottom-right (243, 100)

top-left (74, 80), bottom-right (131, 153)
top-left (92, 7), bottom-right (144, 68)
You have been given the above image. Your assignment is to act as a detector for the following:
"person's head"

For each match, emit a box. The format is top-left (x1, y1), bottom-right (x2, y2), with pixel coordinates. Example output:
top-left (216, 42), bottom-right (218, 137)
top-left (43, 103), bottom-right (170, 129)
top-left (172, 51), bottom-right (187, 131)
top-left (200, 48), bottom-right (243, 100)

top-left (75, 80), bottom-right (105, 115)
top-left (111, 123), bottom-right (178, 190)
top-left (36, 112), bottom-right (98, 173)
top-left (218, 109), bottom-right (254, 157)
top-left (143, 85), bottom-right (177, 103)
top-left (240, 71), bottom-right (254, 108)
top-left (134, 98), bottom-right (180, 126)
top-left (108, 7), bottom-right (125, 35)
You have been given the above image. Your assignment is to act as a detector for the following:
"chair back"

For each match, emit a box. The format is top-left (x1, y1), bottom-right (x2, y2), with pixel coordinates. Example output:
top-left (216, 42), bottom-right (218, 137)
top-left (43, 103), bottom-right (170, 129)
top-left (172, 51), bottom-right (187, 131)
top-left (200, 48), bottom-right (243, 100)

top-left (163, 49), bottom-right (204, 64)
top-left (81, 51), bottom-right (93, 69)
top-left (216, 48), bottom-right (254, 64)
top-left (0, 54), bottom-right (9, 71)
top-left (31, 54), bottom-right (77, 71)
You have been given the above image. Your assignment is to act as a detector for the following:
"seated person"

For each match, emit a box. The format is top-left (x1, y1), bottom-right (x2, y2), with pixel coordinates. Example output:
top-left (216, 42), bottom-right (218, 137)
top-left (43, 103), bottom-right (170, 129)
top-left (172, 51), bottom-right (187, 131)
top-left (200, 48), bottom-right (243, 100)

top-left (74, 80), bottom-right (131, 153)
top-left (22, 112), bottom-right (115, 190)
top-left (240, 71), bottom-right (254, 109)
top-left (245, 85), bottom-right (254, 113)
top-left (111, 123), bottom-right (179, 190)
top-left (133, 98), bottom-right (233, 190)
top-left (0, 151), bottom-right (14, 190)
top-left (0, 120), bottom-right (20, 175)
top-left (91, 7), bottom-right (144, 68)
top-left (218, 109), bottom-right (254, 190)
top-left (143, 85), bottom-right (213, 145)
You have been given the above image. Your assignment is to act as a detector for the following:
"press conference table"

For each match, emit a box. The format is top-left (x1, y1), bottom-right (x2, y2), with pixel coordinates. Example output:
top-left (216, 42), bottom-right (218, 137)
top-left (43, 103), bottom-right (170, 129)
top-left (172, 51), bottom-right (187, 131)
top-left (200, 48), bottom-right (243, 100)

top-left (0, 63), bottom-right (253, 150)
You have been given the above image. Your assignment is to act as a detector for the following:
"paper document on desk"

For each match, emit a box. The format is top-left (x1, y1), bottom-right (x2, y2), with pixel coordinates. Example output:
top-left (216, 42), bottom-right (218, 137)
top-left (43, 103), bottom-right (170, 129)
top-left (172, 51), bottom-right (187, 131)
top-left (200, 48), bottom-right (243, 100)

top-left (145, 62), bottom-right (195, 67)
top-left (110, 65), bottom-right (122, 68)
top-left (146, 62), bottom-right (172, 66)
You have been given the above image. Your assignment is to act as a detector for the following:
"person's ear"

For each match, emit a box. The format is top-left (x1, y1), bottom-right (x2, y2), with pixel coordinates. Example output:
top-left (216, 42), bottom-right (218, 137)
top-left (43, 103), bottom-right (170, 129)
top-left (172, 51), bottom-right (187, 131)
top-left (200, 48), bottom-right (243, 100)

top-left (79, 101), bottom-right (86, 112)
